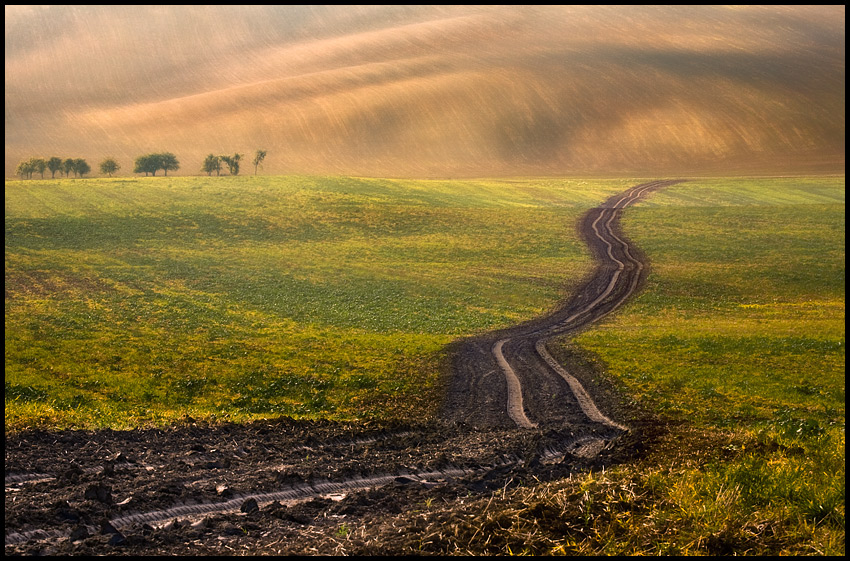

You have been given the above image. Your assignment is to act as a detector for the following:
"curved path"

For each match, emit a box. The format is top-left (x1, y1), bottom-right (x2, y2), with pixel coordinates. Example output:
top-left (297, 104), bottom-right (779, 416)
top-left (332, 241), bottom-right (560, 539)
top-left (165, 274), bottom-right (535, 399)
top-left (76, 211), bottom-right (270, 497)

top-left (443, 180), bottom-right (685, 430)
top-left (6, 180), bottom-right (684, 551)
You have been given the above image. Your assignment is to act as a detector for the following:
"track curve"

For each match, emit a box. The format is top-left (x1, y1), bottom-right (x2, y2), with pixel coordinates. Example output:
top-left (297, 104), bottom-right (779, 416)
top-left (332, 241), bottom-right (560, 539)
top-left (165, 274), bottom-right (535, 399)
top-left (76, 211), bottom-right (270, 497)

top-left (6, 180), bottom-right (684, 552)
top-left (443, 180), bottom-right (685, 430)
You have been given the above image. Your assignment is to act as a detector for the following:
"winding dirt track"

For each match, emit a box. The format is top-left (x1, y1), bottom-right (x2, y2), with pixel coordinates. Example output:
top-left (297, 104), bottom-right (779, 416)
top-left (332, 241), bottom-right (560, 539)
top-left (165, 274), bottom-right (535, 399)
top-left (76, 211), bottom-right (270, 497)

top-left (444, 180), bottom-right (684, 431)
top-left (5, 180), bottom-right (682, 553)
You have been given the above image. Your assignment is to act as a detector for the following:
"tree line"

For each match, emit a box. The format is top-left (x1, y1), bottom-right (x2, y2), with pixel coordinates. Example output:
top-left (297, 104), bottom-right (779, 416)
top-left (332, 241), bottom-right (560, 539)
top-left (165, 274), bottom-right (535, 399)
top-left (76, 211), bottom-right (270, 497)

top-left (15, 156), bottom-right (98, 179)
top-left (202, 150), bottom-right (267, 176)
top-left (13, 150), bottom-right (268, 179)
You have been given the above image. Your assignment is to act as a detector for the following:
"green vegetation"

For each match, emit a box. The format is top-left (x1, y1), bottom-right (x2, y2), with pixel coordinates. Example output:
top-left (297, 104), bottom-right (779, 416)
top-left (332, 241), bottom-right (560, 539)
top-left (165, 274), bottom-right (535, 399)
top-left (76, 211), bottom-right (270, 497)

top-left (220, 153), bottom-right (243, 175)
top-left (557, 176), bottom-right (845, 555)
top-left (14, 150), bottom-right (256, 179)
top-left (16, 156), bottom-right (92, 180)
top-left (47, 157), bottom-right (63, 179)
top-left (5, 174), bottom-right (843, 554)
top-left (133, 152), bottom-right (180, 177)
top-left (15, 157), bottom-right (46, 180)
top-left (252, 149), bottom-right (267, 175)
top-left (202, 154), bottom-right (222, 176)
top-left (99, 157), bottom-right (121, 177)
top-left (578, 177), bottom-right (844, 427)
top-left (5, 174), bottom-right (632, 429)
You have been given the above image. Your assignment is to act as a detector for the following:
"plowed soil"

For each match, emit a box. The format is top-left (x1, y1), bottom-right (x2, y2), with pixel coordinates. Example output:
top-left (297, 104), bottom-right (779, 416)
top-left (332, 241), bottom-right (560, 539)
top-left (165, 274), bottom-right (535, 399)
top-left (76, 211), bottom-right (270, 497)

top-left (5, 181), bottom-right (682, 555)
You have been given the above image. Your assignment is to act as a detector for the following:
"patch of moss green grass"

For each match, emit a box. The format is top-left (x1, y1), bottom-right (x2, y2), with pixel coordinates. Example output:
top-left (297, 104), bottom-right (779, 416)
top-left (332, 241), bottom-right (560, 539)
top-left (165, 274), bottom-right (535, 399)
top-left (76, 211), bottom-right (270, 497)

top-left (5, 174), bottom-right (634, 430)
top-left (6, 175), bottom-right (844, 554)
top-left (554, 176), bottom-right (845, 555)
top-left (334, 177), bottom-right (841, 556)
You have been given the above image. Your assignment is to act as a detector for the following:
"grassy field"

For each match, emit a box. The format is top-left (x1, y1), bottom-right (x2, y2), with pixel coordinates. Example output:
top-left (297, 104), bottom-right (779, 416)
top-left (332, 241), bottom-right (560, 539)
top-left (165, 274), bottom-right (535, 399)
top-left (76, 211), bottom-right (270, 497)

top-left (5, 174), bottom-right (634, 429)
top-left (577, 177), bottom-right (844, 429)
top-left (556, 176), bottom-right (845, 554)
top-left (5, 174), bottom-right (844, 554)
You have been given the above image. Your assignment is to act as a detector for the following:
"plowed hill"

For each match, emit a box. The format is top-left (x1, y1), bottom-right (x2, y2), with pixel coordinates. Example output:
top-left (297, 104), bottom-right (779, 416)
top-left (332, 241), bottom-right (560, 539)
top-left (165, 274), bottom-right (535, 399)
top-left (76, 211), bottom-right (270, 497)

top-left (5, 5), bottom-right (844, 178)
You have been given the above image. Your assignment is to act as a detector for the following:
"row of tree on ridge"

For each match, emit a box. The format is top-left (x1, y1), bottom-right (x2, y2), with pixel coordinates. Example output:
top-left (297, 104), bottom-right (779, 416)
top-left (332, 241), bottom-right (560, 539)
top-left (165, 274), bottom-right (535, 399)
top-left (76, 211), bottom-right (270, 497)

top-left (15, 156), bottom-right (97, 179)
top-left (13, 150), bottom-right (268, 179)
top-left (201, 151), bottom-right (266, 177)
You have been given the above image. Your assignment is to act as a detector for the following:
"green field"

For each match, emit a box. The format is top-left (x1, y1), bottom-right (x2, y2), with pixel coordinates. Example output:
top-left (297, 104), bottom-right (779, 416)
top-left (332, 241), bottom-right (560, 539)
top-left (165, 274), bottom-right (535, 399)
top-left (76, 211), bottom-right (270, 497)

top-left (5, 175), bottom-right (843, 431)
top-left (577, 177), bottom-right (844, 428)
top-left (5, 175), bottom-right (636, 428)
top-left (4, 174), bottom-right (844, 554)
top-left (562, 176), bottom-right (845, 554)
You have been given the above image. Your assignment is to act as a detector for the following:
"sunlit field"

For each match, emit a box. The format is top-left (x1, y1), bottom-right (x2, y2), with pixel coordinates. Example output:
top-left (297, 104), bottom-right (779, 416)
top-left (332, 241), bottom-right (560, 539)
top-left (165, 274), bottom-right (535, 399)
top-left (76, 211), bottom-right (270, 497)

top-left (558, 176), bottom-right (845, 554)
top-left (5, 174), bottom-right (635, 429)
top-left (5, 7), bottom-right (844, 179)
top-left (577, 177), bottom-right (844, 428)
top-left (5, 174), bottom-right (844, 553)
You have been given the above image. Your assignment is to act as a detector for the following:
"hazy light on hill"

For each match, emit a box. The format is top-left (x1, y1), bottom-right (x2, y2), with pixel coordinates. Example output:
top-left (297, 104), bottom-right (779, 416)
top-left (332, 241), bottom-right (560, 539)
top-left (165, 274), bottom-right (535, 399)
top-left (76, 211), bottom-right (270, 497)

top-left (4, 5), bottom-right (844, 178)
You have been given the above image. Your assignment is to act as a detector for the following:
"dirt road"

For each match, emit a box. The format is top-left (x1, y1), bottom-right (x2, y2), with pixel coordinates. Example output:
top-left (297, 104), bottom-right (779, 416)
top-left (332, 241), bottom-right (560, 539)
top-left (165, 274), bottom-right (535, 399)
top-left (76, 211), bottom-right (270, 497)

top-left (5, 180), bottom-right (681, 555)
top-left (444, 179), bottom-right (683, 429)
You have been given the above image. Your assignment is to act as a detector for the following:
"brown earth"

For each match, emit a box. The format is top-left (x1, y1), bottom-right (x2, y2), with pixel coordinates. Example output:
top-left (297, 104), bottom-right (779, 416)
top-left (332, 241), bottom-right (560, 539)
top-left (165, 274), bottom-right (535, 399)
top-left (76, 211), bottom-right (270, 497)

top-left (5, 7), bottom-right (845, 179)
top-left (5, 181), bottom-right (680, 555)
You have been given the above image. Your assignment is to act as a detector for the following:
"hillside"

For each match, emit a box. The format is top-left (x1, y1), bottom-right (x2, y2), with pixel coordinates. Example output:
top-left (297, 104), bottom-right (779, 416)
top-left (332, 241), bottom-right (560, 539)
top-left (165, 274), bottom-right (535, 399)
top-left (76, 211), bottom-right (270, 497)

top-left (4, 5), bottom-right (845, 178)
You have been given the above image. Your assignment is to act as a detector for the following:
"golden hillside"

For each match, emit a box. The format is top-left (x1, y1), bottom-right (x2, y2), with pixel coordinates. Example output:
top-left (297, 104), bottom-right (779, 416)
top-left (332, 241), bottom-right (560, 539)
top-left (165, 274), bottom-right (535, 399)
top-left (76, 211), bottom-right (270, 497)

top-left (5, 5), bottom-right (844, 178)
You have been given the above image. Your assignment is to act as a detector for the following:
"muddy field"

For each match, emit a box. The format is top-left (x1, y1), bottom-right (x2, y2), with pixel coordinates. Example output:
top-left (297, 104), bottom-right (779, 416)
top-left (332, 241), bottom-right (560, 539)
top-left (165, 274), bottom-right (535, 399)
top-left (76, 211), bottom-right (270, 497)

top-left (5, 413), bottom-right (666, 555)
top-left (5, 181), bottom-right (680, 555)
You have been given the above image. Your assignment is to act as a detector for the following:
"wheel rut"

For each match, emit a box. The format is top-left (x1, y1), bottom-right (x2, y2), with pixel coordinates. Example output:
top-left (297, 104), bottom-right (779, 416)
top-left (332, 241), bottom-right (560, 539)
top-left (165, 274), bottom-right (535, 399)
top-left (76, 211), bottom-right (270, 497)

top-left (5, 180), bottom-right (683, 552)
top-left (444, 179), bottom-right (684, 431)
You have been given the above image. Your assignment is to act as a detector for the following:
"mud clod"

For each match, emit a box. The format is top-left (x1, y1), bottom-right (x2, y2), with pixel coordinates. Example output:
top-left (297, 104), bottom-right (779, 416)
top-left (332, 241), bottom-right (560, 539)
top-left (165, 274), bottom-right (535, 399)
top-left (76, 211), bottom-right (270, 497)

top-left (240, 498), bottom-right (260, 514)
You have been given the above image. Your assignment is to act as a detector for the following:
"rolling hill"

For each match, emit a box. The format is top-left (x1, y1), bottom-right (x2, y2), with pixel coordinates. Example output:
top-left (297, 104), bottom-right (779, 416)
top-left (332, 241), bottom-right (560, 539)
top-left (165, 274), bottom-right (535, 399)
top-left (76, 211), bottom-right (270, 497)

top-left (4, 5), bottom-right (845, 178)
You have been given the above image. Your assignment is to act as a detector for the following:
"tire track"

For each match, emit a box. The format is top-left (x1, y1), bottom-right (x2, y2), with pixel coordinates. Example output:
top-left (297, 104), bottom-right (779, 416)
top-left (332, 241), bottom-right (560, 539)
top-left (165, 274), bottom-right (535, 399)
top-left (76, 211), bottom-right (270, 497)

top-left (6, 180), bottom-right (683, 550)
top-left (4, 466), bottom-right (477, 546)
top-left (4, 432), bottom-right (600, 547)
top-left (449, 180), bottom-right (684, 430)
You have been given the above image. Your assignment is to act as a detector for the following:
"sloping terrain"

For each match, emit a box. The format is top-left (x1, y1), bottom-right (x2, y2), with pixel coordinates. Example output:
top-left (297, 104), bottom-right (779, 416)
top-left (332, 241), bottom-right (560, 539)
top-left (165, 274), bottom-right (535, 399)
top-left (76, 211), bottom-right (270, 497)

top-left (5, 6), bottom-right (844, 178)
top-left (5, 181), bottom-right (673, 554)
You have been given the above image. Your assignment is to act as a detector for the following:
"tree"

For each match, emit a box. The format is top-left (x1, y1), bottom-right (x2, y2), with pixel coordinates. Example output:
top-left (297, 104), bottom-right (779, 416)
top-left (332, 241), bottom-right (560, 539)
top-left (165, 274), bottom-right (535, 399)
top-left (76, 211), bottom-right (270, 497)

top-left (99, 157), bottom-right (120, 177)
top-left (202, 154), bottom-right (221, 176)
top-left (62, 158), bottom-right (76, 178)
top-left (15, 159), bottom-right (34, 179)
top-left (30, 158), bottom-right (47, 179)
top-left (252, 149), bottom-right (267, 175)
top-left (47, 157), bottom-right (63, 178)
top-left (159, 152), bottom-right (179, 176)
top-left (220, 153), bottom-right (242, 175)
top-left (134, 152), bottom-right (179, 176)
top-left (134, 154), bottom-right (156, 176)
top-left (74, 158), bottom-right (91, 177)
